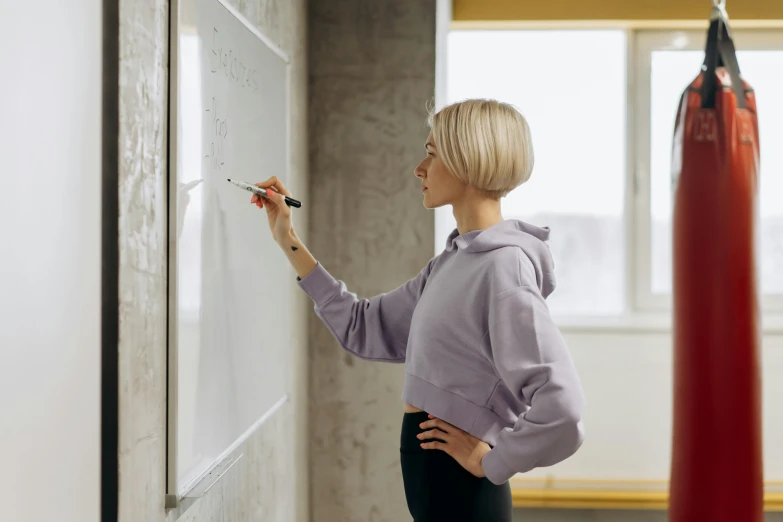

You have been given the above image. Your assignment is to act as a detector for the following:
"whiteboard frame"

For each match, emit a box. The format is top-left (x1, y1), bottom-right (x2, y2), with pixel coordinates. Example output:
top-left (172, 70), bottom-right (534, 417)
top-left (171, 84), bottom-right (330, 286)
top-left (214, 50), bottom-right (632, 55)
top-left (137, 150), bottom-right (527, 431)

top-left (165, 0), bottom-right (292, 507)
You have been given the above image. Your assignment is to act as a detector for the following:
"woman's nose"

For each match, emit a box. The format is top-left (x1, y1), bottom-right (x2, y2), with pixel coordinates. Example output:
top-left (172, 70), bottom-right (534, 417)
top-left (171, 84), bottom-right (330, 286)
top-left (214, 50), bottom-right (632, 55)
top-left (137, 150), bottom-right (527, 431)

top-left (414, 164), bottom-right (425, 179)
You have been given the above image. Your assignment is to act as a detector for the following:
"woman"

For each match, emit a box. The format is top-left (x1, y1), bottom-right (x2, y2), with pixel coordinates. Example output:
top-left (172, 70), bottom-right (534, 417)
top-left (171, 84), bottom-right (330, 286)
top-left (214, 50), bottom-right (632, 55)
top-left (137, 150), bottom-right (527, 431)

top-left (252, 99), bottom-right (585, 521)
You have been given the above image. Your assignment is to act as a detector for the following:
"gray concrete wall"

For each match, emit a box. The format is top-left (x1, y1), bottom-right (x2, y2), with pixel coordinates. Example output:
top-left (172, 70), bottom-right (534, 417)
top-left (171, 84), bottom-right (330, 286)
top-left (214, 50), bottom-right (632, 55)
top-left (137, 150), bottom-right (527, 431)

top-left (117, 0), bottom-right (309, 521)
top-left (307, 1), bottom-right (436, 520)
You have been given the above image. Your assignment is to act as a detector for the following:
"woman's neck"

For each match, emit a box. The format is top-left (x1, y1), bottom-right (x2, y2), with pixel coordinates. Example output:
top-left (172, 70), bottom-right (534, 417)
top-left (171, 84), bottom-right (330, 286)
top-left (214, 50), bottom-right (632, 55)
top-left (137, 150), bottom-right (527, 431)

top-left (452, 193), bottom-right (504, 235)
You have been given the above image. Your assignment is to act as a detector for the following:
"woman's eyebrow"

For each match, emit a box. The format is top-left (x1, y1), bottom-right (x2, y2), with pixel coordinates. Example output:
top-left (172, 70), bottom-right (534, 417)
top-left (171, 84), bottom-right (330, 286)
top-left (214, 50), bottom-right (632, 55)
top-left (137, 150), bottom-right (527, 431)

top-left (425, 142), bottom-right (435, 151)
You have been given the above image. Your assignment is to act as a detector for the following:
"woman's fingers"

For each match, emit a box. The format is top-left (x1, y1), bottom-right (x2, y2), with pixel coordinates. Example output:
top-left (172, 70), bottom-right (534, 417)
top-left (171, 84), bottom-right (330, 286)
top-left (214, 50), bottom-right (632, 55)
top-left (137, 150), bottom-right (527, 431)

top-left (261, 188), bottom-right (291, 216)
top-left (417, 429), bottom-right (449, 442)
top-left (419, 418), bottom-right (451, 434)
top-left (250, 192), bottom-right (264, 208)
top-left (420, 441), bottom-right (449, 452)
top-left (255, 176), bottom-right (292, 197)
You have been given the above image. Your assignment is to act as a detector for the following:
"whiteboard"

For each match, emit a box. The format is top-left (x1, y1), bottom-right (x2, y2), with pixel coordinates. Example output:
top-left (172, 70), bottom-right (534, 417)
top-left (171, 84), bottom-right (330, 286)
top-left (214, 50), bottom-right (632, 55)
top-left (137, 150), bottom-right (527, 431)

top-left (0, 1), bottom-right (104, 520)
top-left (168, 0), bottom-right (291, 500)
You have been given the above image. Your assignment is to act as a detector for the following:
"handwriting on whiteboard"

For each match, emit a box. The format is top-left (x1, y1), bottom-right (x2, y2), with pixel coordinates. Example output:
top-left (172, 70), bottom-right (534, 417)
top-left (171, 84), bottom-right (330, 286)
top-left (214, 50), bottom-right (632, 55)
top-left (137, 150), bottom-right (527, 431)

top-left (210, 28), bottom-right (259, 91)
top-left (204, 97), bottom-right (228, 171)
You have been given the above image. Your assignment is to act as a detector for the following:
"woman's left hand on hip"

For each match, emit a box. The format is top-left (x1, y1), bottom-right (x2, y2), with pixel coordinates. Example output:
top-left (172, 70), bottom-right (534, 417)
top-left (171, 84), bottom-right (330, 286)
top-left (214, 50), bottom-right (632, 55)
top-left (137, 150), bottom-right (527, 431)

top-left (418, 415), bottom-right (491, 478)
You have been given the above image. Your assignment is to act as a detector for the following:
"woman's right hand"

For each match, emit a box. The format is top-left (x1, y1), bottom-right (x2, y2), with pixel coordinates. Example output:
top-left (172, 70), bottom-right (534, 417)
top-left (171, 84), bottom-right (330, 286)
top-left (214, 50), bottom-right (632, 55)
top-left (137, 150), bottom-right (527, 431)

top-left (251, 176), bottom-right (294, 245)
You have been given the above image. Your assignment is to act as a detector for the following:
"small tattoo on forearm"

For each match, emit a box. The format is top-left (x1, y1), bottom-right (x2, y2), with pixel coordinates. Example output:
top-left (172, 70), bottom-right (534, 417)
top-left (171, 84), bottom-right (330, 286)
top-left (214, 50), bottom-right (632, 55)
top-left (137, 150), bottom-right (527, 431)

top-left (291, 246), bottom-right (299, 252)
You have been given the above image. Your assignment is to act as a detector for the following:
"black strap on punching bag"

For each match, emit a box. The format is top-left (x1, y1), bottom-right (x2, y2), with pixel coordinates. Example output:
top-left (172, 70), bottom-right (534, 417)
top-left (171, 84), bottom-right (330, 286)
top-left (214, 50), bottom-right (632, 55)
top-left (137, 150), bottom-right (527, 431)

top-left (701, 10), bottom-right (746, 109)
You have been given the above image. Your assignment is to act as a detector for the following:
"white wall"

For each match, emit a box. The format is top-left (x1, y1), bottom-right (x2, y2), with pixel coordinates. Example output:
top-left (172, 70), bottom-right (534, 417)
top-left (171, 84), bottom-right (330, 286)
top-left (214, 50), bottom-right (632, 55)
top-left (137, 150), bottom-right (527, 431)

top-left (520, 328), bottom-right (783, 485)
top-left (509, 326), bottom-right (783, 520)
top-left (0, 1), bottom-right (104, 521)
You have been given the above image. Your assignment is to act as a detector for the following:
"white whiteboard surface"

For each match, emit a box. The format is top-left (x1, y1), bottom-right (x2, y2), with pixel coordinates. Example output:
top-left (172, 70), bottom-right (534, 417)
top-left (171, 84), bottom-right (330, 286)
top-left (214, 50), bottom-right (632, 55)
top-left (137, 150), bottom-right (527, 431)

top-left (169, 0), bottom-right (291, 499)
top-left (0, 1), bottom-right (102, 521)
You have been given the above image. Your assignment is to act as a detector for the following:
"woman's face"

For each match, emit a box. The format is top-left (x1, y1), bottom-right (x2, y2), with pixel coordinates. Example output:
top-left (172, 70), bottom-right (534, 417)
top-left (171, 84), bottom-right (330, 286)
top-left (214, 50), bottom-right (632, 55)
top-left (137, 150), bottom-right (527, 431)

top-left (414, 132), bottom-right (467, 209)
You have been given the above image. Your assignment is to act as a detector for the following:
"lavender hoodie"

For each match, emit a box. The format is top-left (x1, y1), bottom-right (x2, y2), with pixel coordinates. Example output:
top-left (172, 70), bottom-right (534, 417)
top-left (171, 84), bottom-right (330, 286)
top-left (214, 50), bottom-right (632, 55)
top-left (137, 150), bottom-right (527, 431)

top-left (297, 219), bottom-right (585, 485)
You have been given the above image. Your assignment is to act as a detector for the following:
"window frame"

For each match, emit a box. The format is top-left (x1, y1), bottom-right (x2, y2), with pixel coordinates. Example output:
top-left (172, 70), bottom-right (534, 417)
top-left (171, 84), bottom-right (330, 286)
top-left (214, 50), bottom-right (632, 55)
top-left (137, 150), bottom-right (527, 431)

top-left (439, 21), bottom-right (783, 330)
top-left (633, 28), bottom-right (783, 314)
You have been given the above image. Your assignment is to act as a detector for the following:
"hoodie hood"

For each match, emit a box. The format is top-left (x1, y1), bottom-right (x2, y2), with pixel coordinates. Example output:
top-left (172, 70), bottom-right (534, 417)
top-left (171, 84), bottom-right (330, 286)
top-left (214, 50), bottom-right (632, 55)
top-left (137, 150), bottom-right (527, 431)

top-left (445, 219), bottom-right (556, 298)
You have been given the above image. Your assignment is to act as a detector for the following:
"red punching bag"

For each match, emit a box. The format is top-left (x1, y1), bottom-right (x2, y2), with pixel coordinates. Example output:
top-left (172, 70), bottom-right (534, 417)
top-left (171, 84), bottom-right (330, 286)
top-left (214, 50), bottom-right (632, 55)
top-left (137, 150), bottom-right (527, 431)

top-left (669, 4), bottom-right (763, 522)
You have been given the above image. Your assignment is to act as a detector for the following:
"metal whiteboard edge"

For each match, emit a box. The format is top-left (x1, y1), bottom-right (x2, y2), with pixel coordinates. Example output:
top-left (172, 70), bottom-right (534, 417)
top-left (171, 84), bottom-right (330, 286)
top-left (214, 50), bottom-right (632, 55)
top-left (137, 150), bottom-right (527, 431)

top-left (165, 494), bottom-right (179, 510)
top-left (185, 454), bottom-right (243, 498)
top-left (176, 394), bottom-right (289, 498)
top-left (166, 455), bottom-right (242, 513)
top-left (213, 0), bottom-right (291, 63)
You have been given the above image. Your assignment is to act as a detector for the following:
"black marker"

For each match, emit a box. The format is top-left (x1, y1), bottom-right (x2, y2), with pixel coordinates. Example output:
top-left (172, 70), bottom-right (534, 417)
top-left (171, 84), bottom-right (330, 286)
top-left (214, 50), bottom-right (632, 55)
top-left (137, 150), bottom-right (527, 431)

top-left (226, 178), bottom-right (302, 208)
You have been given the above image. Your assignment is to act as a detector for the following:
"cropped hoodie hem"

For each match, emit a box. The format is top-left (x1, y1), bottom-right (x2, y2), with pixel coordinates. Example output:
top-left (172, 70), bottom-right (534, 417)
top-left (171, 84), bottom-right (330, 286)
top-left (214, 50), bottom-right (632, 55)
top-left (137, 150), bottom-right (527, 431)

top-left (402, 373), bottom-right (509, 446)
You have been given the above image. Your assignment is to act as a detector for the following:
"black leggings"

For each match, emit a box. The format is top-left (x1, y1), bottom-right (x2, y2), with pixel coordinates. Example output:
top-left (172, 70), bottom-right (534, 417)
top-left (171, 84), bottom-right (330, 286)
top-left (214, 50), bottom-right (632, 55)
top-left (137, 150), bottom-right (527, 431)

top-left (400, 411), bottom-right (512, 522)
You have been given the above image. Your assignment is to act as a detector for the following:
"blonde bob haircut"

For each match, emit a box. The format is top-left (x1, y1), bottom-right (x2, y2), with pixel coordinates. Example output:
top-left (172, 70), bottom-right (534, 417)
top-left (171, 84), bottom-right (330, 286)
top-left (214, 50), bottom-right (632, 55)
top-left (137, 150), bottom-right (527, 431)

top-left (427, 98), bottom-right (534, 199)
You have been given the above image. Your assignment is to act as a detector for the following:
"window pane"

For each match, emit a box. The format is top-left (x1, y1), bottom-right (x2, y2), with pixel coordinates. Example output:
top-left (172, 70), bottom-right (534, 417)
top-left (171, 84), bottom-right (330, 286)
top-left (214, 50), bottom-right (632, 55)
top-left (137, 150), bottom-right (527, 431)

top-left (649, 50), bottom-right (703, 294)
top-left (650, 49), bottom-right (783, 295)
top-left (447, 30), bottom-right (627, 316)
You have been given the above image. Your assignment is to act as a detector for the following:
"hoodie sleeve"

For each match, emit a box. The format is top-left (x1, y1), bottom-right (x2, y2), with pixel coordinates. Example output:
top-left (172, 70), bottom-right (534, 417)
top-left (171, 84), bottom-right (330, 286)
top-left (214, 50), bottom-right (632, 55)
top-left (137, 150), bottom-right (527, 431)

top-left (297, 259), bottom-right (436, 363)
top-left (480, 266), bottom-right (585, 485)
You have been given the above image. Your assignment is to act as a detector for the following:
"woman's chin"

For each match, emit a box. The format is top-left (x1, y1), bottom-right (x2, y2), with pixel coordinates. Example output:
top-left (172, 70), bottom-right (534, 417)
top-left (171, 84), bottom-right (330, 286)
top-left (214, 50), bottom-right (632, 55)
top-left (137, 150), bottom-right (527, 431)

top-left (422, 190), bottom-right (449, 209)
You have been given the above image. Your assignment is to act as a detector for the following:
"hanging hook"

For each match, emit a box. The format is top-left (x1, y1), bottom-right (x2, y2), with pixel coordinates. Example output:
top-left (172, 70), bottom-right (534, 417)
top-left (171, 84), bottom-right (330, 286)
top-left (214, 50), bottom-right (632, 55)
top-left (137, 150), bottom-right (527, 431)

top-left (710, 0), bottom-right (728, 22)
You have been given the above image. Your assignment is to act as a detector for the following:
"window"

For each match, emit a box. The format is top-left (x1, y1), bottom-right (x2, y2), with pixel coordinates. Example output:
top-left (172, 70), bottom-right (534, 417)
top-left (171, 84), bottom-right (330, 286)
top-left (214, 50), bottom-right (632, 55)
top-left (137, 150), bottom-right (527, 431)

top-left (441, 27), bottom-right (783, 322)
top-left (445, 30), bottom-right (627, 316)
top-left (636, 30), bottom-right (783, 312)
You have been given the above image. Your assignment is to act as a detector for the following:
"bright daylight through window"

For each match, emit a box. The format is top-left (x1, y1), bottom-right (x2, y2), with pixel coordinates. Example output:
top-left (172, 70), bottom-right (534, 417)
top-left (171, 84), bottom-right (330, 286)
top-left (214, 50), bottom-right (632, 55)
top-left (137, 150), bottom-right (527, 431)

top-left (648, 48), bottom-right (783, 296)
top-left (445, 28), bottom-right (783, 319)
